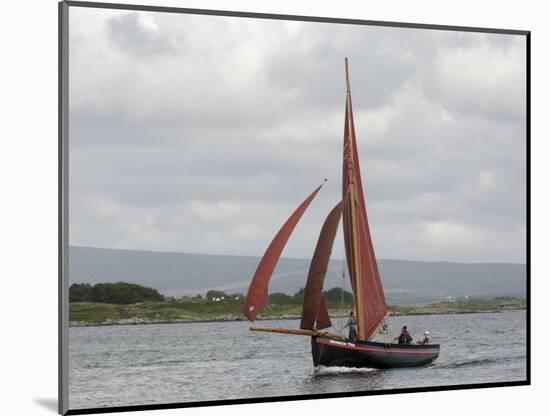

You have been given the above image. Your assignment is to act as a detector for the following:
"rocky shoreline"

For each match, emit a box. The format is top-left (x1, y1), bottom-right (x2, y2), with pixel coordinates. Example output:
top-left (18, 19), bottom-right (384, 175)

top-left (69, 308), bottom-right (524, 328)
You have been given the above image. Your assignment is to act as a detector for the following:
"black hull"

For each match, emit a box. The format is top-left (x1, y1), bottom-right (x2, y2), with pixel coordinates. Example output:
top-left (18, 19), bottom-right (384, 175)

top-left (312, 336), bottom-right (440, 369)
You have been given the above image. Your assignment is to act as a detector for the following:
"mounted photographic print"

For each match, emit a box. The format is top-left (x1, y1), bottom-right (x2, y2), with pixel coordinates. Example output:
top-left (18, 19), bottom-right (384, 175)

top-left (59, 1), bottom-right (530, 414)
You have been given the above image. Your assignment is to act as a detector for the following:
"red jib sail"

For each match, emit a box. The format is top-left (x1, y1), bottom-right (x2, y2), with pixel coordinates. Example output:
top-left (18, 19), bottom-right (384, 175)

top-left (243, 184), bottom-right (324, 321)
top-left (300, 201), bottom-right (343, 331)
top-left (342, 58), bottom-right (388, 341)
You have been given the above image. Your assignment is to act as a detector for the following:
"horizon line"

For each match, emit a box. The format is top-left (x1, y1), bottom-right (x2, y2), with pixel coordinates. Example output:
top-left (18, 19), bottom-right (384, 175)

top-left (68, 244), bottom-right (527, 266)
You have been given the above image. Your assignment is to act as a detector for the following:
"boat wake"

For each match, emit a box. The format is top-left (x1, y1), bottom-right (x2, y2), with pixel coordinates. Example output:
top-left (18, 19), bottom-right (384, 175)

top-left (314, 365), bottom-right (378, 375)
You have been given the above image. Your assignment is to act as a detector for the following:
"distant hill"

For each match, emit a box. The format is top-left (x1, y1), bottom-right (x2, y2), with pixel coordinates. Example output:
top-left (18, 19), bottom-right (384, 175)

top-left (69, 246), bottom-right (526, 305)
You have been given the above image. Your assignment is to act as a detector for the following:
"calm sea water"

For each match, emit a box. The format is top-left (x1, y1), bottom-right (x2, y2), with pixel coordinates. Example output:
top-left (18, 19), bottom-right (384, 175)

top-left (69, 311), bottom-right (527, 410)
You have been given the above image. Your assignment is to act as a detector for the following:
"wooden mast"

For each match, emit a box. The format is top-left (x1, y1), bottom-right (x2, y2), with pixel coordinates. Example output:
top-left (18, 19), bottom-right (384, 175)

top-left (348, 184), bottom-right (364, 340)
top-left (345, 57), bottom-right (365, 341)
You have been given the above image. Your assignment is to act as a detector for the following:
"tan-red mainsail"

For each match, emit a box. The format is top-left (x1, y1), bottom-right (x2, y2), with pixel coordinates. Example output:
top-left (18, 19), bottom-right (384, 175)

top-left (300, 201), bottom-right (343, 331)
top-left (342, 58), bottom-right (389, 340)
top-left (243, 184), bottom-right (324, 321)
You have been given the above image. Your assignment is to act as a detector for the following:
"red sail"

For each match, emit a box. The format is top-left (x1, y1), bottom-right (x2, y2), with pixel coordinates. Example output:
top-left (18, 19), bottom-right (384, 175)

top-left (243, 184), bottom-right (323, 321)
top-left (300, 201), bottom-right (343, 331)
top-left (342, 58), bottom-right (388, 340)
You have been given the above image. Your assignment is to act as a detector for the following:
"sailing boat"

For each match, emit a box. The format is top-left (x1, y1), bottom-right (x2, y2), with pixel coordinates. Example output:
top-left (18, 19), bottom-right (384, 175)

top-left (243, 59), bottom-right (440, 369)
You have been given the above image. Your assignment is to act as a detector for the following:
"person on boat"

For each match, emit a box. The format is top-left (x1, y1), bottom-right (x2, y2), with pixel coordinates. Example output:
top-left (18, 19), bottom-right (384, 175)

top-left (342, 311), bottom-right (357, 343)
top-left (395, 326), bottom-right (412, 344)
top-left (417, 331), bottom-right (432, 344)
top-left (379, 322), bottom-right (389, 338)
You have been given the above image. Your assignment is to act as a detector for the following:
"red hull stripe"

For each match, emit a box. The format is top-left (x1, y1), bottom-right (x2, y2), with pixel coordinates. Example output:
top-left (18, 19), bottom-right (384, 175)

top-left (316, 339), bottom-right (439, 355)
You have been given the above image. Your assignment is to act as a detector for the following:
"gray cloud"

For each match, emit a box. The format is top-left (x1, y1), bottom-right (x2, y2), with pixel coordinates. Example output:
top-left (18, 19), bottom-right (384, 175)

top-left (106, 12), bottom-right (183, 55)
top-left (68, 8), bottom-right (527, 263)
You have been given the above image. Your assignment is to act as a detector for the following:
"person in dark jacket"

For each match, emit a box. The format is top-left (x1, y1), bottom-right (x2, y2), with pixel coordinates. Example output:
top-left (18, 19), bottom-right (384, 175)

top-left (342, 311), bottom-right (357, 343)
top-left (395, 326), bottom-right (412, 344)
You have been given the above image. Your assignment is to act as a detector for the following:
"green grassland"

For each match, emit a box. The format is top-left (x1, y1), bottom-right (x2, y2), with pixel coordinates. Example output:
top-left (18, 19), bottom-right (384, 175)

top-left (69, 296), bottom-right (526, 326)
top-left (390, 297), bottom-right (526, 315)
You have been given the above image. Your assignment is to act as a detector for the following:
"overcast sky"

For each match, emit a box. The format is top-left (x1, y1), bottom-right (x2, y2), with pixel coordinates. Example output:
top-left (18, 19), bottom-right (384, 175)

top-left (68, 6), bottom-right (527, 263)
